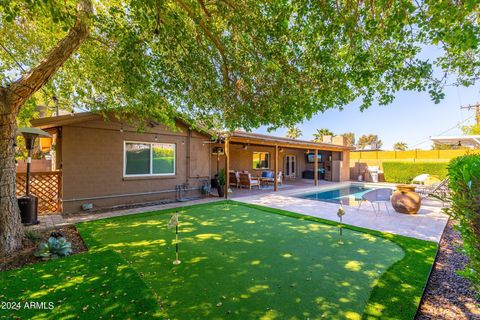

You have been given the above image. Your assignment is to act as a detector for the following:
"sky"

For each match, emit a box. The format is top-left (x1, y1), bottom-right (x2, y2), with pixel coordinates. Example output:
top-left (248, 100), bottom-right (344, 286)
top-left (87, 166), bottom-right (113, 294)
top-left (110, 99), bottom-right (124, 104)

top-left (253, 47), bottom-right (480, 151)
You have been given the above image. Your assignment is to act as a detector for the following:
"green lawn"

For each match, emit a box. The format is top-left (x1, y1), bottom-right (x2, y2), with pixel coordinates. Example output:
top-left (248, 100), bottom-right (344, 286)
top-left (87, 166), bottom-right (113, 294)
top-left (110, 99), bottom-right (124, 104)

top-left (0, 201), bottom-right (437, 319)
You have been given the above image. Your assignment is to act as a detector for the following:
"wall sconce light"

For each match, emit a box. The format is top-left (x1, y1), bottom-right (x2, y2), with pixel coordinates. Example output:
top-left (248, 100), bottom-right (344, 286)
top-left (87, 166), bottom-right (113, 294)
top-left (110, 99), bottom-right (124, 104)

top-left (120, 126), bottom-right (124, 133)
top-left (154, 135), bottom-right (158, 141)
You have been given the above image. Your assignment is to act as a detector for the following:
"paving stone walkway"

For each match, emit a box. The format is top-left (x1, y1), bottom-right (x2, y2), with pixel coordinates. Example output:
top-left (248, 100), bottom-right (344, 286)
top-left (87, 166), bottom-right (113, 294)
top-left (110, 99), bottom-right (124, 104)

top-left (28, 197), bottom-right (222, 231)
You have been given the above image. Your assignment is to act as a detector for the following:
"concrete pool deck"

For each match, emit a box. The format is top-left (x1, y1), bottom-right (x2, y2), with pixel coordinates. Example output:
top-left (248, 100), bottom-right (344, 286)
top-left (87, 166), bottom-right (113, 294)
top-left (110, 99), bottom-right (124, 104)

top-left (234, 182), bottom-right (449, 243)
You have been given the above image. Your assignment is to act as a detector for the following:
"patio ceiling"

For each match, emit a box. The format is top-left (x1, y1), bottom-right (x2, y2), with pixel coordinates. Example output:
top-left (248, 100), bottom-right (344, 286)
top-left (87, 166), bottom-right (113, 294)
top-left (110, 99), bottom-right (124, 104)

top-left (226, 131), bottom-right (353, 152)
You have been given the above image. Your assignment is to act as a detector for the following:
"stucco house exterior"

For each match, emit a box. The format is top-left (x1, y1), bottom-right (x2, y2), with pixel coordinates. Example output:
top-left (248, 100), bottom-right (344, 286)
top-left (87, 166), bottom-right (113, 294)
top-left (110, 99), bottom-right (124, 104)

top-left (29, 112), bottom-right (352, 214)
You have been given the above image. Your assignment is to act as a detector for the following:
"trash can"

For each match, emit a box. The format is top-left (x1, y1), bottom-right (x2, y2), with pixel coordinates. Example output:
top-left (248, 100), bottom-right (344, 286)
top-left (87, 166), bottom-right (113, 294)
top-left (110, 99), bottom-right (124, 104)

top-left (18, 195), bottom-right (39, 226)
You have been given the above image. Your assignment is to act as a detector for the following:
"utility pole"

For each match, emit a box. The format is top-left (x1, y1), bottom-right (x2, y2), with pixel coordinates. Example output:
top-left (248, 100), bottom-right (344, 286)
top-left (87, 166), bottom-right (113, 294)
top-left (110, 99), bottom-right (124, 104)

top-left (461, 102), bottom-right (480, 125)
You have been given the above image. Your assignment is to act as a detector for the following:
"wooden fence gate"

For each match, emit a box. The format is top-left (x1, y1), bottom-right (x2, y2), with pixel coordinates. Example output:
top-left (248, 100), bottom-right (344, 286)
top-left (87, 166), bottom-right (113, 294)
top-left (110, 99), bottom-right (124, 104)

top-left (16, 171), bottom-right (62, 214)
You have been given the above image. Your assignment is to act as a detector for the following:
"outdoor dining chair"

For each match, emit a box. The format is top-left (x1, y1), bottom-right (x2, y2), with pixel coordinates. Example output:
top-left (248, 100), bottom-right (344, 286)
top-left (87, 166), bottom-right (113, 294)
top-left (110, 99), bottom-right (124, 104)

top-left (357, 188), bottom-right (393, 214)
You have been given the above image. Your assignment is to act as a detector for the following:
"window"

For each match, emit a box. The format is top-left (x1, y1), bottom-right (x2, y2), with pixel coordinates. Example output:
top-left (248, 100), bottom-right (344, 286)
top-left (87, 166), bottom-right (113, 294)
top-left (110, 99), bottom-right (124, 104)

top-left (124, 142), bottom-right (175, 176)
top-left (252, 152), bottom-right (270, 169)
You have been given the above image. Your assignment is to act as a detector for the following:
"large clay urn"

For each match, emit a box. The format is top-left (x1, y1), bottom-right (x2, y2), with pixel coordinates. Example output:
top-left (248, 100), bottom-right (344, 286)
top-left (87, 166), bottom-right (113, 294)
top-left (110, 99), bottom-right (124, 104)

top-left (391, 184), bottom-right (421, 214)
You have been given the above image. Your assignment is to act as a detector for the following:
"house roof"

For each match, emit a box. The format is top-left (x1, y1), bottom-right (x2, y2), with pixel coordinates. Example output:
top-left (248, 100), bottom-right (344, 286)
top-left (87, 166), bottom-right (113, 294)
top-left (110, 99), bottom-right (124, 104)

top-left (431, 135), bottom-right (480, 149)
top-left (31, 112), bottom-right (351, 151)
top-left (30, 111), bottom-right (212, 136)
top-left (227, 131), bottom-right (352, 151)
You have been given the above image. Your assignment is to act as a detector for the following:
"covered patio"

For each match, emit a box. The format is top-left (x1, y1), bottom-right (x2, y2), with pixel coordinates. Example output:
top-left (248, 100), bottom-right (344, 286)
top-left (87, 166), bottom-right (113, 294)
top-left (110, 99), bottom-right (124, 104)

top-left (210, 131), bottom-right (352, 198)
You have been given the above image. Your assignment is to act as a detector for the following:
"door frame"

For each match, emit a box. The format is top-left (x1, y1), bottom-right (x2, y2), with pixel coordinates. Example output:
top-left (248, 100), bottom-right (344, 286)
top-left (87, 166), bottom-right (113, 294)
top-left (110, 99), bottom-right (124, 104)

top-left (284, 154), bottom-right (297, 178)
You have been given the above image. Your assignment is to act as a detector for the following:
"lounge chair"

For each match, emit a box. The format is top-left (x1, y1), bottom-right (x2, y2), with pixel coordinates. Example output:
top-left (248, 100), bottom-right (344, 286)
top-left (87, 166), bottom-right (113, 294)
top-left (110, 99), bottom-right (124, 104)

top-left (415, 178), bottom-right (449, 204)
top-left (357, 188), bottom-right (393, 214)
top-left (229, 171), bottom-right (240, 188)
top-left (238, 173), bottom-right (260, 189)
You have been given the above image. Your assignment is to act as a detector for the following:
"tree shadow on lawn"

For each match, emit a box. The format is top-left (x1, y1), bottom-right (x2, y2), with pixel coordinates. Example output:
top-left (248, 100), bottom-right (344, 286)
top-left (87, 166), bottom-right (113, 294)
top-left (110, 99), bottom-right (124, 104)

top-left (0, 250), bottom-right (161, 319)
top-left (76, 201), bottom-right (432, 320)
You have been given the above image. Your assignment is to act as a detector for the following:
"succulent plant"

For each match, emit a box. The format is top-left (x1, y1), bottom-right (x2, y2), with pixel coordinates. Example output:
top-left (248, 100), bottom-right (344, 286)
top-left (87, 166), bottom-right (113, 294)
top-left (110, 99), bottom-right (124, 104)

top-left (34, 236), bottom-right (72, 259)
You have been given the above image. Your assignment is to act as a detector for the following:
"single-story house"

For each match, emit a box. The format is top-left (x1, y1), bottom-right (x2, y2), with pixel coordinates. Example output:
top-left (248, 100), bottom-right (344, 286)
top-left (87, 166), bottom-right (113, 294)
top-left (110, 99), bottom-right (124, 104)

top-left (29, 112), bottom-right (352, 214)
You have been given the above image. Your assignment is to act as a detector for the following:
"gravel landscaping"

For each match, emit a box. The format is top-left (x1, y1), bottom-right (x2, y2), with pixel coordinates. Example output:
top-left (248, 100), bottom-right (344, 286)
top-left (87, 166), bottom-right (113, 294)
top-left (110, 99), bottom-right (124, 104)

top-left (416, 220), bottom-right (480, 320)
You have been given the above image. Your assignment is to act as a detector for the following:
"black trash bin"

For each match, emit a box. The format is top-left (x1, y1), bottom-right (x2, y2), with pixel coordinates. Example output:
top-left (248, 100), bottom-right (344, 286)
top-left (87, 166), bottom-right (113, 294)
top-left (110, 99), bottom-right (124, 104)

top-left (18, 195), bottom-right (39, 226)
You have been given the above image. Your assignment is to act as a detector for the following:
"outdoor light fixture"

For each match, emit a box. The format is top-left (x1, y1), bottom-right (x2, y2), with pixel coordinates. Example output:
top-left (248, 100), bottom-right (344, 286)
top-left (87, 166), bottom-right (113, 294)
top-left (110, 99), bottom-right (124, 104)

top-left (16, 127), bottom-right (51, 225)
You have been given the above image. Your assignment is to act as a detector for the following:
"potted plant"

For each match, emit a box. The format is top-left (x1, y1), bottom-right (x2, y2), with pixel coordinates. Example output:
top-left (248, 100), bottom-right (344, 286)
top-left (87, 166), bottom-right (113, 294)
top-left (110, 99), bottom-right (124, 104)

top-left (216, 168), bottom-right (226, 197)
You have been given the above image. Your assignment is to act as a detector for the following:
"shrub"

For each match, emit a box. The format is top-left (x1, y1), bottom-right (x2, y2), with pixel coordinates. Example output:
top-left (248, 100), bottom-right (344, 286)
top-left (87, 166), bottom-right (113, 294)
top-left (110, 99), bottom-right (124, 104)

top-left (382, 162), bottom-right (448, 183)
top-left (34, 234), bottom-right (72, 259)
top-left (445, 155), bottom-right (480, 294)
top-left (25, 230), bottom-right (42, 243)
top-left (217, 168), bottom-right (226, 186)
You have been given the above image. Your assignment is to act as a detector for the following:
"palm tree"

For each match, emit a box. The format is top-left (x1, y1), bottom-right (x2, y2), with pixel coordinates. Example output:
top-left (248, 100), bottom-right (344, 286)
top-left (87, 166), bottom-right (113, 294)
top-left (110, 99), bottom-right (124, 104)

top-left (341, 132), bottom-right (355, 147)
top-left (393, 142), bottom-right (408, 151)
top-left (286, 127), bottom-right (302, 139)
top-left (312, 128), bottom-right (334, 142)
top-left (357, 134), bottom-right (383, 149)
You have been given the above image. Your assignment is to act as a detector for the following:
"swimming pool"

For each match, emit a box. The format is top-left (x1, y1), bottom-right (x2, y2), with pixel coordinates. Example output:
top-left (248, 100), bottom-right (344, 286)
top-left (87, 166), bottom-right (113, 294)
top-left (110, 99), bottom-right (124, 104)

top-left (297, 185), bottom-right (376, 206)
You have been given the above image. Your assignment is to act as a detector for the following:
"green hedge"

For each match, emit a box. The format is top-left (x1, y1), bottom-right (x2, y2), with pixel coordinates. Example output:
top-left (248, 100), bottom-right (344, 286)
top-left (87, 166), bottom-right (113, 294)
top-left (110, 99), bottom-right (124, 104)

top-left (382, 161), bottom-right (449, 183)
top-left (445, 155), bottom-right (480, 294)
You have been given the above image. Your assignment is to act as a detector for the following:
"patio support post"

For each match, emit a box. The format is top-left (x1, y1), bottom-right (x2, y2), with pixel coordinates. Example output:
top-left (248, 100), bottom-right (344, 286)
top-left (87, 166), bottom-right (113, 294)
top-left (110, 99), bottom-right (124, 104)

top-left (314, 149), bottom-right (318, 186)
top-left (224, 136), bottom-right (230, 199)
top-left (274, 144), bottom-right (278, 192)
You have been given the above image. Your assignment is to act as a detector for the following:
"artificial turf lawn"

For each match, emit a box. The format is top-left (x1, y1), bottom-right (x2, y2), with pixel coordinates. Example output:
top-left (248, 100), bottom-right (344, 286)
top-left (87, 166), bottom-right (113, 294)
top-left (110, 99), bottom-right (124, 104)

top-left (0, 201), bottom-right (437, 319)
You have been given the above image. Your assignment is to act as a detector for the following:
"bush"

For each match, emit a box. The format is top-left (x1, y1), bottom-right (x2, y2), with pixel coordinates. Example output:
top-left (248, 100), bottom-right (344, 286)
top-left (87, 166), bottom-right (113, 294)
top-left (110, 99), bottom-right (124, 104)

top-left (382, 162), bottom-right (448, 183)
top-left (445, 155), bottom-right (480, 294)
top-left (217, 168), bottom-right (226, 186)
top-left (34, 233), bottom-right (72, 259)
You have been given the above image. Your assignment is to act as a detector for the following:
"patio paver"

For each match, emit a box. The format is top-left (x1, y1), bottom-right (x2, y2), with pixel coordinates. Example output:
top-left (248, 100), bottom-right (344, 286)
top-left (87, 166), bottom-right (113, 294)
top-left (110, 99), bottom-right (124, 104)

top-left (235, 182), bottom-right (449, 243)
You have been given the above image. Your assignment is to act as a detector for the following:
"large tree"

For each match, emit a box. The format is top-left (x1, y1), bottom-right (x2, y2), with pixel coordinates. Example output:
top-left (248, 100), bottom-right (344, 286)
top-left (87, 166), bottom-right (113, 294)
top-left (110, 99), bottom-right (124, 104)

top-left (1, 1), bottom-right (479, 255)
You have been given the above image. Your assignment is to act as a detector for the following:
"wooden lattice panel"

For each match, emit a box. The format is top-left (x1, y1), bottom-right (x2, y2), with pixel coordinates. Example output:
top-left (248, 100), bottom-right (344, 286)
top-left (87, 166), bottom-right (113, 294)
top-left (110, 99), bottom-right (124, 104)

top-left (16, 171), bottom-right (62, 214)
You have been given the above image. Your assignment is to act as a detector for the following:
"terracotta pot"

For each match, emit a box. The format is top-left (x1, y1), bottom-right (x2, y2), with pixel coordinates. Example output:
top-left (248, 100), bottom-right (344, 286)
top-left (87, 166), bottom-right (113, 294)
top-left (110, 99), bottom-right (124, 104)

top-left (391, 184), bottom-right (421, 214)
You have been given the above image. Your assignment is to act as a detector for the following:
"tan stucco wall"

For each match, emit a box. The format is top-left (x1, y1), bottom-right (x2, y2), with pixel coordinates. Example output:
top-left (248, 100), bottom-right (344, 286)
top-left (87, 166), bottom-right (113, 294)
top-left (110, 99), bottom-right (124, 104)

top-left (60, 119), bottom-right (210, 213)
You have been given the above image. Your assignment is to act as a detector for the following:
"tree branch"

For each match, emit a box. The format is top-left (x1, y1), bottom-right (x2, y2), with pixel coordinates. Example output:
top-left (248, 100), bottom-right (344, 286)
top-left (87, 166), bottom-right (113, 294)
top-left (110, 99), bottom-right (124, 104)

top-left (175, 0), bottom-right (230, 87)
top-left (6, 0), bottom-right (93, 112)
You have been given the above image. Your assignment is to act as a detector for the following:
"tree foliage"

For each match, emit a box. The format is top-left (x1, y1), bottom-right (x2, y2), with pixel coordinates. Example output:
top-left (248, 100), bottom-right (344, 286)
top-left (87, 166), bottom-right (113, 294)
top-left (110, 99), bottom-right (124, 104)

top-left (1, 1), bottom-right (479, 131)
top-left (357, 134), bottom-right (383, 150)
top-left (393, 141), bottom-right (408, 151)
top-left (312, 128), bottom-right (334, 143)
top-left (461, 123), bottom-right (480, 135)
top-left (341, 132), bottom-right (355, 147)
top-left (285, 127), bottom-right (302, 139)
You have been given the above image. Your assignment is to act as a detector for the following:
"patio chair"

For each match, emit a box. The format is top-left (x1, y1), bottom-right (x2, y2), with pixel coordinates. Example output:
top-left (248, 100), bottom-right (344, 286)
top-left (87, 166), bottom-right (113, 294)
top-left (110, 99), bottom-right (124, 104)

top-left (229, 171), bottom-right (240, 188)
top-left (357, 188), bottom-right (393, 214)
top-left (238, 173), bottom-right (260, 189)
top-left (261, 171), bottom-right (283, 186)
top-left (416, 178), bottom-right (449, 204)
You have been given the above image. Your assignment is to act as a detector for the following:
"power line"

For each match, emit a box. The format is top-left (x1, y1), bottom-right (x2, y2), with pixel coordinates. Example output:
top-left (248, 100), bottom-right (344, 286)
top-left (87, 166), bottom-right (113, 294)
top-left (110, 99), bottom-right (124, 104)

top-left (410, 114), bottom-right (475, 149)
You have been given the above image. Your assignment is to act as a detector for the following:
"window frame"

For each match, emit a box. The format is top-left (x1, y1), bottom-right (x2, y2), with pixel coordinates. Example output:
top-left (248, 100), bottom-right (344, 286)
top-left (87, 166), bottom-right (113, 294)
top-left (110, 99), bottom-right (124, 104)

top-left (123, 141), bottom-right (176, 177)
top-left (252, 151), bottom-right (270, 170)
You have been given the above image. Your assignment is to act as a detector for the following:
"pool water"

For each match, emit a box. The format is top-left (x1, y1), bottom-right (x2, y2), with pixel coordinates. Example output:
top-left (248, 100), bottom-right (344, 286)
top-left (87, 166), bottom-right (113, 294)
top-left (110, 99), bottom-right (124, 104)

top-left (298, 185), bottom-right (375, 206)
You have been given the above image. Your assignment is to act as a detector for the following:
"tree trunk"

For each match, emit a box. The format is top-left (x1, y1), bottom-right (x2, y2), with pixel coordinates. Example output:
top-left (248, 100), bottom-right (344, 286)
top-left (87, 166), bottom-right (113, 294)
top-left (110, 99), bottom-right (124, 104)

top-left (0, 0), bottom-right (93, 256)
top-left (0, 90), bottom-right (23, 257)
